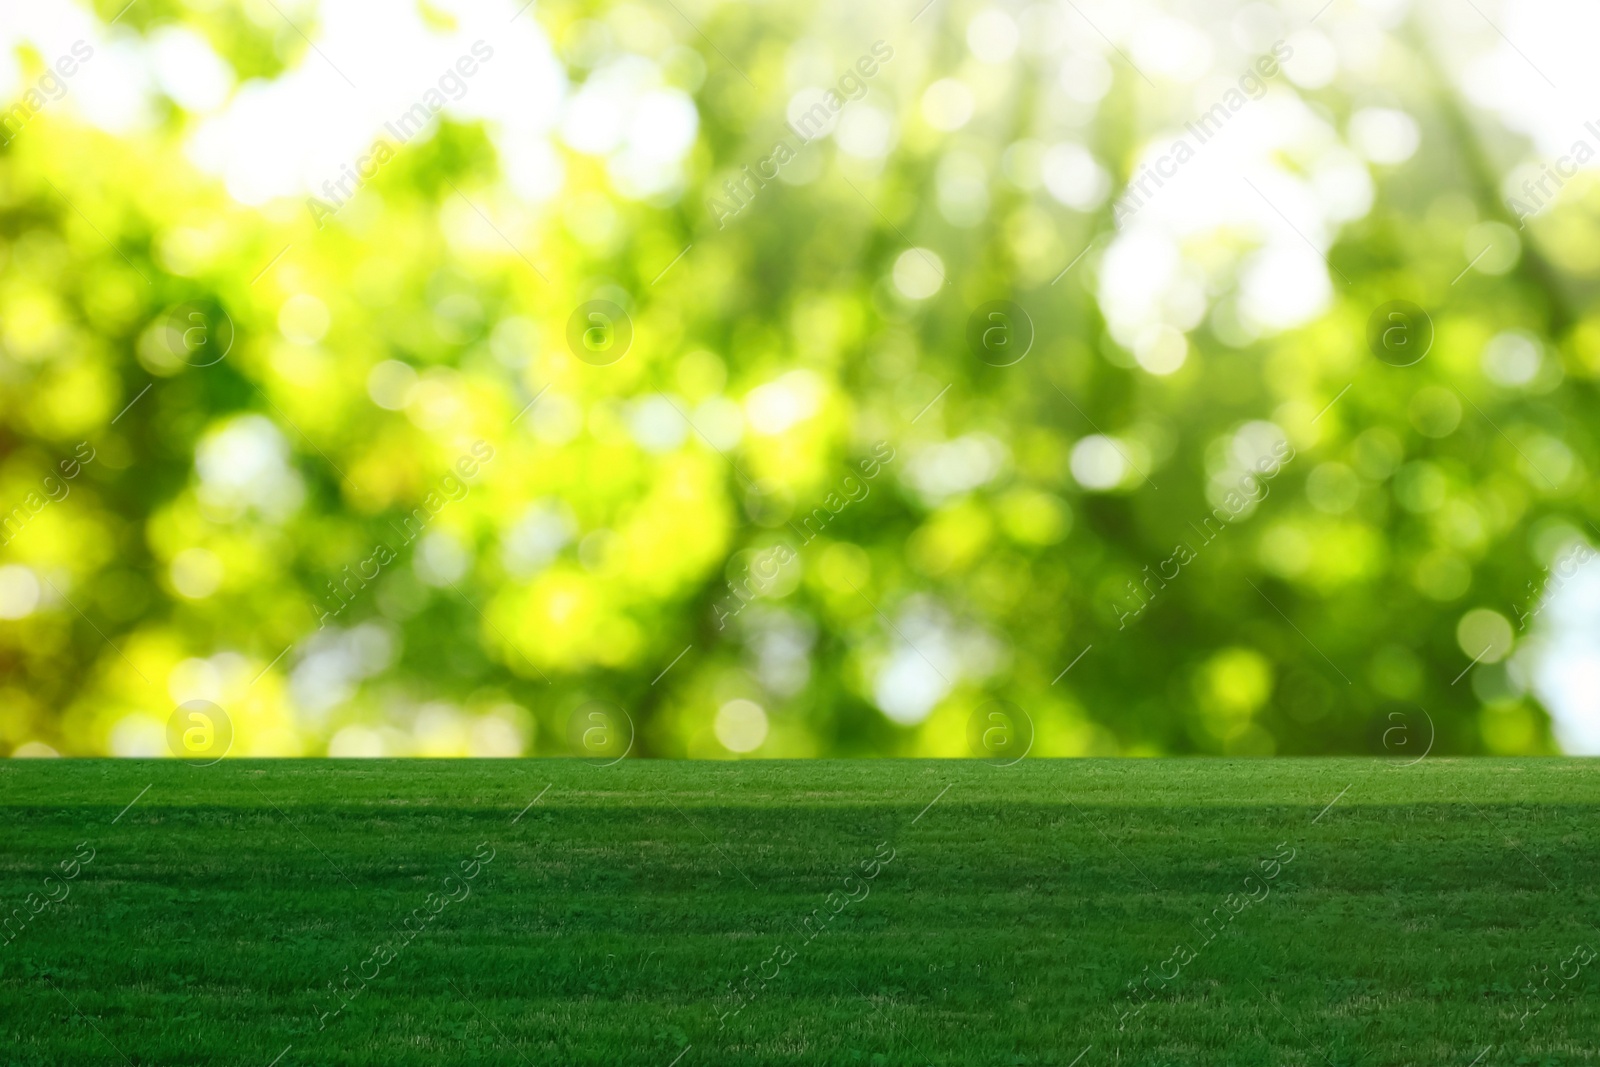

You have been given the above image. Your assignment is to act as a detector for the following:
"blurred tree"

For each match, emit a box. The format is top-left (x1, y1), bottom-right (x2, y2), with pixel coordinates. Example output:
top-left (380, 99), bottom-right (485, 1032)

top-left (0, 0), bottom-right (1594, 758)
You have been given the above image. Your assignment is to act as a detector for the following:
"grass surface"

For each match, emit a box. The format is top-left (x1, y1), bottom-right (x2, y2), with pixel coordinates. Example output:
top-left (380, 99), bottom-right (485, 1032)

top-left (1, 759), bottom-right (1597, 1066)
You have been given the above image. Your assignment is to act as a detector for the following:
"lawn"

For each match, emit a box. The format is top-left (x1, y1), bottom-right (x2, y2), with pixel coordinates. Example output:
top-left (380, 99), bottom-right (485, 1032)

top-left (1, 759), bottom-right (1596, 1066)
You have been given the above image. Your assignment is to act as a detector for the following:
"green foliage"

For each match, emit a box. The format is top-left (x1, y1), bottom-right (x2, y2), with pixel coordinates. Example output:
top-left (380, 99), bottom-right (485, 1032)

top-left (0, 1), bottom-right (1595, 756)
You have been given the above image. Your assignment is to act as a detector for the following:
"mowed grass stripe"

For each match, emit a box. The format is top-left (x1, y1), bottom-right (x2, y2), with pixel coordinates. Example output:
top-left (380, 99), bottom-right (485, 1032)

top-left (1, 759), bottom-right (1596, 1065)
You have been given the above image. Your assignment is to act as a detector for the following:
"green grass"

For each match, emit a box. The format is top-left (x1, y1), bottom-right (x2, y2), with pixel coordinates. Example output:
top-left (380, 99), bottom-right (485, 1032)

top-left (2, 759), bottom-right (1597, 1066)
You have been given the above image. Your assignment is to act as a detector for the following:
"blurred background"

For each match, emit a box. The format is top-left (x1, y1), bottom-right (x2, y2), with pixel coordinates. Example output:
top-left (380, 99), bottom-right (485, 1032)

top-left (2, 0), bottom-right (1599, 758)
